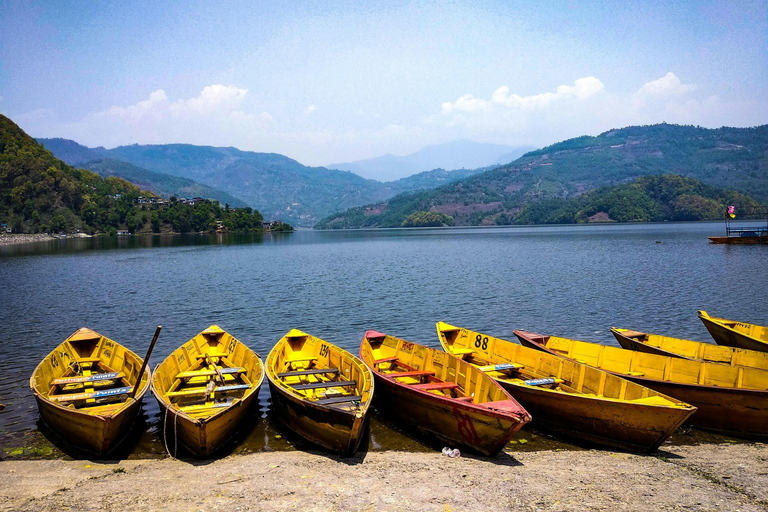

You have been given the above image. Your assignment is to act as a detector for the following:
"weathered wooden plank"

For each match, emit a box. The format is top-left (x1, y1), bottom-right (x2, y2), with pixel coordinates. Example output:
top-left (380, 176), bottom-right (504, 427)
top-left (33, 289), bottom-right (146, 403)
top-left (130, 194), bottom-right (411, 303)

top-left (52, 372), bottom-right (124, 386)
top-left (293, 380), bottom-right (356, 390)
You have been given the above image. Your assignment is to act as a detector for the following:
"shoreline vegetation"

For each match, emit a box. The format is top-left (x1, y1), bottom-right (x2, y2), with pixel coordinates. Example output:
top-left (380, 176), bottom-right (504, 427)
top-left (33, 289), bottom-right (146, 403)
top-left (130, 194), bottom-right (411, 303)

top-left (0, 227), bottom-right (294, 246)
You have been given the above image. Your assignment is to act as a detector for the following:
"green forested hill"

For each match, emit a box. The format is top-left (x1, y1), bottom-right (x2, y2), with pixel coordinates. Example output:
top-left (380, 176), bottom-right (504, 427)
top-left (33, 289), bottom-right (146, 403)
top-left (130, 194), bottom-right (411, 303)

top-left (0, 114), bottom-right (264, 234)
top-left (39, 139), bottom-right (493, 227)
top-left (316, 124), bottom-right (768, 228)
top-left (0, 115), bottom-right (144, 233)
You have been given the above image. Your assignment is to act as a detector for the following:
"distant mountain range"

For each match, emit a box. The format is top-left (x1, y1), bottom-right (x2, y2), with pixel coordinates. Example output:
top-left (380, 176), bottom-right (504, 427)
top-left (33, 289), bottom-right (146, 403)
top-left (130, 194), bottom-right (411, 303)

top-left (38, 138), bottom-right (494, 227)
top-left (328, 140), bottom-right (535, 181)
top-left (316, 123), bottom-right (768, 228)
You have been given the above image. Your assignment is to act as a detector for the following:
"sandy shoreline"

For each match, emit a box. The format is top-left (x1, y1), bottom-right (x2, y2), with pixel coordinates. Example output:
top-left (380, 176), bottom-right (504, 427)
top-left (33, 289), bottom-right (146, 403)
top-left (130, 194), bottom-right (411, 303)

top-left (0, 234), bottom-right (58, 245)
top-left (0, 233), bottom-right (97, 245)
top-left (1, 443), bottom-right (766, 511)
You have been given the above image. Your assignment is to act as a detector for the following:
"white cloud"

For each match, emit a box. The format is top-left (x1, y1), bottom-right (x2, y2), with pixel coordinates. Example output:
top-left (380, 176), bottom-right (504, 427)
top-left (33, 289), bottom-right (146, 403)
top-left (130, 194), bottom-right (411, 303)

top-left (304, 105), bottom-right (317, 115)
top-left (442, 76), bottom-right (605, 115)
top-left (636, 72), bottom-right (694, 97)
top-left (433, 72), bottom-right (758, 150)
top-left (37, 85), bottom-right (274, 149)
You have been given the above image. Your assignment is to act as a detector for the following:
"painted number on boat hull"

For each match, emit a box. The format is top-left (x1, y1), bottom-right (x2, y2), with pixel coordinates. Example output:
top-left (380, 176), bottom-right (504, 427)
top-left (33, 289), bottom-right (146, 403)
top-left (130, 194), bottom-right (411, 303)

top-left (474, 335), bottom-right (488, 351)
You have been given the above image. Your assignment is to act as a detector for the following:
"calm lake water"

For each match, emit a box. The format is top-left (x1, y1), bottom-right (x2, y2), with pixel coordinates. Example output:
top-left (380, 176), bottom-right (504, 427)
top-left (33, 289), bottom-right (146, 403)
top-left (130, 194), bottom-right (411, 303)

top-left (1, 222), bottom-right (766, 458)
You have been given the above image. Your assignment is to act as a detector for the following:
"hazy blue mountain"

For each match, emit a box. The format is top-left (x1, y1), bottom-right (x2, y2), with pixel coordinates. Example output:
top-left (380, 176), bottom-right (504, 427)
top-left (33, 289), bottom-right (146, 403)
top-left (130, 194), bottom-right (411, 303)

top-left (38, 138), bottom-right (248, 208)
top-left (316, 123), bottom-right (768, 229)
top-left (328, 140), bottom-right (536, 181)
top-left (38, 139), bottom-right (512, 227)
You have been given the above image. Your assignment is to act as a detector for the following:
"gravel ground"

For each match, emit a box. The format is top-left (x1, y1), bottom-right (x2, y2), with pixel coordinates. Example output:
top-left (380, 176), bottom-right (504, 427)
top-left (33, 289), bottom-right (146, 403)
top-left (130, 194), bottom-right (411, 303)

top-left (1, 443), bottom-right (766, 511)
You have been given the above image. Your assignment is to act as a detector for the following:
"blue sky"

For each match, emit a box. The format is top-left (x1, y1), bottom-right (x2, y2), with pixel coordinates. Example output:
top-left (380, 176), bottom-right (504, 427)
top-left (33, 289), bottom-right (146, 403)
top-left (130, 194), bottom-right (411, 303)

top-left (1, 0), bottom-right (766, 168)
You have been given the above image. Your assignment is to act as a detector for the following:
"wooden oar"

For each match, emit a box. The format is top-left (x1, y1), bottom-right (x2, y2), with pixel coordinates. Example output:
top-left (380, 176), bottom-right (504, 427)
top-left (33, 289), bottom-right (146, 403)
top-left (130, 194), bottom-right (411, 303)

top-left (129, 326), bottom-right (162, 399)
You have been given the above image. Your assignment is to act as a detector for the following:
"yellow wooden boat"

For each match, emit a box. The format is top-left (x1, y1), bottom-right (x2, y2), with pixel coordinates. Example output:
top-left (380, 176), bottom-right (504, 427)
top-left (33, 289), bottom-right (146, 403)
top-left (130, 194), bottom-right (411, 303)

top-left (266, 329), bottom-right (373, 455)
top-left (151, 325), bottom-right (264, 457)
top-left (515, 330), bottom-right (768, 439)
top-left (698, 311), bottom-right (768, 353)
top-left (360, 330), bottom-right (531, 456)
top-left (612, 327), bottom-right (768, 371)
top-left (437, 322), bottom-right (696, 452)
top-left (29, 328), bottom-right (150, 456)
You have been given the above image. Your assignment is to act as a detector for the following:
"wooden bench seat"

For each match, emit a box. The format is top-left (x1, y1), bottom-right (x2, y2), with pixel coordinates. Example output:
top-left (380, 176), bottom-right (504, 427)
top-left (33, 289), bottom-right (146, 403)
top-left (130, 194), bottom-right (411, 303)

top-left (293, 380), bottom-right (356, 391)
top-left (412, 382), bottom-right (460, 391)
top-left (451, 348), bottom-right (475, 356)
top-left (196, 352), bottom-right (230, 360)
top-left (75, 357), bottom-right (101, 364)
top-left (176, 367), bottom-right (244, 379)
top-left (453, 396), bottom-right (474, 402)
top-left (278, 368), bottom-right (339, 378)
top-left (387, 371), bottom-right (435, 379)
top-left (50, 386), bottom-right (133, 403)
top-left (165, 384), bottom-right (251, 398)
top-left (285, 356), bottom-right (317, 364)
top-left (478, 363), bottom-right (521, 373)
top-left (373, 356), bottom-right (399, 365)
top-left (523, 378), bottom-right (564, 387)
top-left (179, 402), bottom-right (231, 412)
top-left (52, 372), bottom-right (124, 386)
top-left (316, 395), bottom-right (363, 405)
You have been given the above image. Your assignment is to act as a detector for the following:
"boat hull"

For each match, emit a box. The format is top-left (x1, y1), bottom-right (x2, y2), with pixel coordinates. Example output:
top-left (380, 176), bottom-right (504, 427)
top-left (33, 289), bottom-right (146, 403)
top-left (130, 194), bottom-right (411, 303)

top-left (266, 330), bottom-right (373, 456)
top-left (437, 323), bottom-right (694, 452)
top-left (613, 327), bottom-right (768, 371)
top-left (361, 331), bottom-right (530, 456)
top-left (515, 330), bottom-right (768, 439)
top-left (35, 392), bottom-right (143, 456)
top-left (495, 381), bottom-right (690, 452)
top-left (620, 378), bottom-right (768, 438)
top-left (708, 236), bottom-right (768, 244)
top-left (151, 326), bottom-right (264, 457)
top-left (154, 389), bottom-right (258, 457)
top-left (267, 380), bottom-right (368, 455)
top-left (699, 311), bottom-right (768, 353)
top-left (370, 372), bottom-right (525, 456)
top-left (30, 328), bottom-right (150, 456)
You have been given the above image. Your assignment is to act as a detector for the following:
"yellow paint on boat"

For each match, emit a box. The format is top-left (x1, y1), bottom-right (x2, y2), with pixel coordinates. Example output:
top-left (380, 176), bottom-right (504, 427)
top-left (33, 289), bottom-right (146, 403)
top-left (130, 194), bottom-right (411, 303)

top-left (612, 327), bottom-right (768, 371)
top-left (437, 322), bottom-right (695, 452)
top-left (29, 328), bottom-right (150, 456)
top-left (360, 330), bottom-right (531, 456)
top-left (514, 330), bottom-right (768, 439)
top-left (266, 330), bottom-right (373, 455)
top-left (698, 311), bottom-right (768, 353)
top-left (151, 325), bottom-right (264, 457)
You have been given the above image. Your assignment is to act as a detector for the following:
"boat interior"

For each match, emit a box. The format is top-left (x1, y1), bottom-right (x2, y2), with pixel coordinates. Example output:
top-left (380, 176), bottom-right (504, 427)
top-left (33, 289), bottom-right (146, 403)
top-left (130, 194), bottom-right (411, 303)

top-left (703, 313), bottom-right (768, 343)
top-left (612, 328), bottom-right (768, 370)
top-left (270, 330), bottom-right (371, 409)
top-left (438, 324), bottom-right (683, 407)
top-left (362, 331), bottom-right (519, 410)
top-left (529, 333), bottom-right (768, 391)
top-left (154, 326), bottom-right (262, 419)
top-left (31, 328), bottom-right (147, 416)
